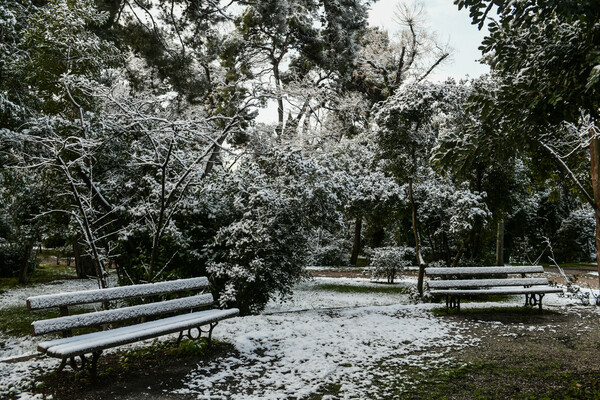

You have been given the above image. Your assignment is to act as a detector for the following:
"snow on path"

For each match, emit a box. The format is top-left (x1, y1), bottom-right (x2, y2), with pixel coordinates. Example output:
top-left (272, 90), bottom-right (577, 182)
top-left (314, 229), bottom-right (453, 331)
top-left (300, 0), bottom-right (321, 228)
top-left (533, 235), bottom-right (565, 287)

top-left (0, 275), bottom-right (592, 400)
top-left (177, 302), bottom-right (476, 400)
top-left (175, 278), bottom-right (472, 399)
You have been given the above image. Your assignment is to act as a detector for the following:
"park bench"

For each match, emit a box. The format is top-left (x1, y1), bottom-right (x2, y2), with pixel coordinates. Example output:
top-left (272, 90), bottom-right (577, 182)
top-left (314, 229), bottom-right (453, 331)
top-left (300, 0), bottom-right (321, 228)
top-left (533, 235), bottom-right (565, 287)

top-left (425, 265), bottom-right (563, 312)
top-left (26, 276), bottom-right (239, 376)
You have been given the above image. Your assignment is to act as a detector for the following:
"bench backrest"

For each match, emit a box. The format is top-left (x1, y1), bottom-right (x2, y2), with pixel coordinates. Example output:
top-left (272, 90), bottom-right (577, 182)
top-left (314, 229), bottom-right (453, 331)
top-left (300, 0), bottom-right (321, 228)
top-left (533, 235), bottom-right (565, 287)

top-left (27, 277), bottom-right (213, 336)
top-left (27, 277), bottom-right (209, 310)
top-left (425, 266), bottom-right (544, 276)
top-left (428, 277), bottom-right (549, 289)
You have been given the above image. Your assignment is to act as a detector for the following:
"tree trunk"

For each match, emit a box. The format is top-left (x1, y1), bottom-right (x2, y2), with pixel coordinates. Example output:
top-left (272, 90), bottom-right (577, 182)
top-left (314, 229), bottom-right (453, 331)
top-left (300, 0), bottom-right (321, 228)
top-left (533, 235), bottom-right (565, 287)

top-left (409, 178), bottom-right (424, 295)
top-left (442, 231), bottom-right (451, 267)
top-left (273, 61), bottom-right (284, 139)
top-left (73, 238), bottom-right (96, 278)
top-left (589, 132), bottom-right (600, 288)
top-left (350, 216), bottom-right (362, 266)
top-left (452, 232), bottom-right (472, 268)
top-left (471, 165), bottom-right (485, 260)
top-left (495, 220), bottom-right (505, 266)
top-left (18, 241), bottom-right (33, 284)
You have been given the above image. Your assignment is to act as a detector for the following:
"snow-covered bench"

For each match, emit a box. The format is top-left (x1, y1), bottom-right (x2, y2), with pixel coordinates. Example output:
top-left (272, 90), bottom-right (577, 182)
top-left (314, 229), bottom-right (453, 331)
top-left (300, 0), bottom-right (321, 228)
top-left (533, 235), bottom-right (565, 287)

top-left (26, 277), bottom-right (239, 376)
top-left (425, 266), bottom-right (562, 312)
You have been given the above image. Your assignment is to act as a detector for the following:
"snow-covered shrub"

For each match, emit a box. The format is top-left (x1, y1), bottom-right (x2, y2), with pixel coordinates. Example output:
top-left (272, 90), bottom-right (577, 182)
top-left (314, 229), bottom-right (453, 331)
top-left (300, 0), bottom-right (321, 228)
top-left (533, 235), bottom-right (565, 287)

top-left (407, 282), bottom-right (434, 304)
top-left (553, 207), bottom-right (595, 262)
top-left (307, 228), bottom-right (350, 267)
top-left (202, 146), bottom-right (343, 315)
top-left (0, 243), bottom-right (36, 277)
top-left (368, 246), bottom-right (414, 284)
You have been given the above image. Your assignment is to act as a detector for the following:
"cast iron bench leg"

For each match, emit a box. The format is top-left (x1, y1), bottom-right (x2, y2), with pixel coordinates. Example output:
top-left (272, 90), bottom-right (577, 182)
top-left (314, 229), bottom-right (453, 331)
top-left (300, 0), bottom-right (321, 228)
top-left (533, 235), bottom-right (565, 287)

top-left (525, 293), bottom-right (545, 313)
top-left (446, 296), bottom-right (460, 312)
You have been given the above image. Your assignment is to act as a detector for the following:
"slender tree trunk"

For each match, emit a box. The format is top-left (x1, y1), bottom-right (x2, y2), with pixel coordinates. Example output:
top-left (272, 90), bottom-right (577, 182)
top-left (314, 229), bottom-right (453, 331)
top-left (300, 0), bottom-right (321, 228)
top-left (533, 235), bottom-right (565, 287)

top-left (350, 216), bottom-right (362, 266)
top-left (471, 165), bottom-right (484, 260)
top-left (495, 220), bottom-right (505, 266)
top-left (452, 232), bottom-right (473, 268)
top-left (73, 237), bottom-right (96, 278)
top-left (442, 231), bottom-right (451, 267)
top-left (589, 132), bottom-right (600, 288)
top-left (18, 241), bottom-right (33, 284)
top-left (409, 178), bottom-right (424, 295)
top-left (272, 61), bottom-right (284, 139)
top-left (59, 156), bottom-right (108, 289)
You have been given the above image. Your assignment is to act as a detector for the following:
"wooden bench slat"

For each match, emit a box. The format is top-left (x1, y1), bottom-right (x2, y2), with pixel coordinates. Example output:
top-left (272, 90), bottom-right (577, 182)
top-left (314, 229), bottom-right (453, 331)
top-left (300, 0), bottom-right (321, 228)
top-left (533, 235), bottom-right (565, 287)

top-left (37, 310), bottom-right (218, 350)
top-left (428, 278), bottom-right (549, 289)
top-left (425, 266), bottom-right (544, 276)
top-left (430, 286), bottom-right (563, 296)
top-left (27, 277), bottom-right (210, 311)
top-left (39, 308), bottom-right (239, 358)
top-left (31, 293), bottom-right (214, 335)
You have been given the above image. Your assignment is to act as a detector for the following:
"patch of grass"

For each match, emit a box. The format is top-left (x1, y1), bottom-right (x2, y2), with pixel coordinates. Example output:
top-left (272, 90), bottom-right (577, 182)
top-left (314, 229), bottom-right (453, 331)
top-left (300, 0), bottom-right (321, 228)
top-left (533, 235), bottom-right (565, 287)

top-left (0, 263), bottom-right (77, 291)
top-left (0, 304), bottom-right (96, 337)
top-left (355, 257), bottom-right (369, 268)
top-left (0, 305), bottom-right (57, 337)
top-left (116, 338), bottom-right (212, 372)
top-left (308, 383), bottom-right (343, 399)
top-left (37, 339), bottom-right (236, 399)
top-left (315, 283), bottom-right (408, 294)
top-left (542, 262), bottom-right (596, 269)
top-left (385, 360), bottom-right (600, 400)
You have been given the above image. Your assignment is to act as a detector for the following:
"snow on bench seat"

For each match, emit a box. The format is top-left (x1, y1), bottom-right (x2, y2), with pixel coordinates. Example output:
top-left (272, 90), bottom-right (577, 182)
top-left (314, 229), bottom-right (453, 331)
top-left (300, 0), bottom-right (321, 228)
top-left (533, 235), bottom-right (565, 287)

top-left (38, 308), bottom-right (239, 358)
top-left (430, 286), bottom-right (563, 296)
top-left (27, 277), bottom-right (209, 310)
top-left (27, 276), bottom-right (239, 376)
top-left (425, 266), bottom-right (544, 276)
top-left (31, 293), bottom-right (214, 335)
top-left (428, 277), bottom-right (550, 289)
top-left (425, 265), bottom-right (560, 312)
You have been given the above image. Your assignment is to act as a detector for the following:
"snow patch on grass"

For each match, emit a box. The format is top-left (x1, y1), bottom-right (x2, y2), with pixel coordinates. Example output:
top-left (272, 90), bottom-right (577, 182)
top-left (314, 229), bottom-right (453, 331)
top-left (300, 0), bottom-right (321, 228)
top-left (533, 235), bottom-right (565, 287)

top-left (177, 303), bottom-right (476, 399)
top-left (0, 274), bottom-right (591, 399)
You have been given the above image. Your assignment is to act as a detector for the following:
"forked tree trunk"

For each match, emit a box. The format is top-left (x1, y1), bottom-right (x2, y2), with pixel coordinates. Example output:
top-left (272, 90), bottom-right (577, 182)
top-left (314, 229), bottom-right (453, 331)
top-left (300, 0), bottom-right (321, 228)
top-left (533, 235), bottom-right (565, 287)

top-left (350, 216), bottom-right (362, 266)
top-left (495, 220), bottom-right (505, 266)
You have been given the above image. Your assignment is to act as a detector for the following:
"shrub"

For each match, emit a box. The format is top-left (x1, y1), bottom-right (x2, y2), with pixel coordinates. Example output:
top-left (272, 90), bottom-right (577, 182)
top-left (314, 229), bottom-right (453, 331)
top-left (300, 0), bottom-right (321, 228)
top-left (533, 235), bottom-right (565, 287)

top-left (369, 246), bottom-right (414, 283)
top-left (202, 147), bottom-right (343, 315)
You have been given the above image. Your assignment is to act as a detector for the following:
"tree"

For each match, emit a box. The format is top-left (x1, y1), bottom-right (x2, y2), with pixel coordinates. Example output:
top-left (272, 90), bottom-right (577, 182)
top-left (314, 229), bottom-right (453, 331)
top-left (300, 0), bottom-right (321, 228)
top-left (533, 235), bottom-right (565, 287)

top-left (0, 169), bottom-right (46, 282)
top-left (374, 81), bottom-right (467, 294)
top-left (320, 132), bottom-right (402, 265)
top-left (431, 76), bottom-right (528, 265)
top-left (200, 145), bottom-right (343, 314)
top-left (231, 0), bottom-right (373, 138)
top-left (456, 0), bottom-right (600, 281)
top-left (1, 0), bottom-right (123, 288)
top-left (352, 3), bottom-right (451, 103)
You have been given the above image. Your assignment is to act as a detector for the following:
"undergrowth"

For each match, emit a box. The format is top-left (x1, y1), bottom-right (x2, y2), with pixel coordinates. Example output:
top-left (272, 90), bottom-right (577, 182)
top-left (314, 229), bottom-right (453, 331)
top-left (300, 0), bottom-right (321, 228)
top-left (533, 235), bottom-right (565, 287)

top-left (315, 283), bottom-right (408, 294)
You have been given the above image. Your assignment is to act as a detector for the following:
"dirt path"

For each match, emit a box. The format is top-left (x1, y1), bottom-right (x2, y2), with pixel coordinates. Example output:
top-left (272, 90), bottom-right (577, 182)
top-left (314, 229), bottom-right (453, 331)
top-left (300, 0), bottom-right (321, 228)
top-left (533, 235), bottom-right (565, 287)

top-left (400, 306), bottom-right (600, 399)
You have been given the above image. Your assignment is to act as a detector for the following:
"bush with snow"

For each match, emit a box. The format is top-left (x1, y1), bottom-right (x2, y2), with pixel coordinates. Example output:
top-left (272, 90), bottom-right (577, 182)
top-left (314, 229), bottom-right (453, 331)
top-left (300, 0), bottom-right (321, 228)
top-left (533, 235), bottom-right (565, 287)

top-left (368, 246), bottom-right (414, 284)
top-left (201, 146), bottom-right (343, 315)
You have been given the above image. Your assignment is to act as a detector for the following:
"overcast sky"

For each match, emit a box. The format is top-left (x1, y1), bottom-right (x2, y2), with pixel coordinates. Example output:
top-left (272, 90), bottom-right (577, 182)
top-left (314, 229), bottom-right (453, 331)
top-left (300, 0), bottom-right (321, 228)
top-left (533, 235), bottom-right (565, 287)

top-left (368, 0), bottom-right (490, 81)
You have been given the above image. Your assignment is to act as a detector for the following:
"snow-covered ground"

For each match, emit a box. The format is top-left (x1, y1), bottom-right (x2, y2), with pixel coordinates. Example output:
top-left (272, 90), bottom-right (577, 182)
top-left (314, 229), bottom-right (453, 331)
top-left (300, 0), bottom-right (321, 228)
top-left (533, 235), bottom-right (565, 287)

top-left (0, 274), bottom-right (597, 399)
